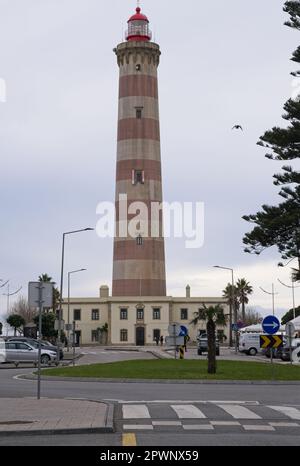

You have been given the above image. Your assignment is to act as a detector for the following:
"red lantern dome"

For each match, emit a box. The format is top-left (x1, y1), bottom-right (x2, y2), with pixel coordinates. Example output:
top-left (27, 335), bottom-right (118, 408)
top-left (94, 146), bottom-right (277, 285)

top-left (126, 7), bottom-right (152, 42)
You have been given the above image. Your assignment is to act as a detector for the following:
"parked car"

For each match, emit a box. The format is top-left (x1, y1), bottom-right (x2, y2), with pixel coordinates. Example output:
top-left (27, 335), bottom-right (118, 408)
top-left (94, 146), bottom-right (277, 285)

top-left (3, 341), bottom-right (57, 366)
top-left (280, 338), bottom-right (300, 362)
top-left (197, 335), bottom-right (220, 356)
top-left (0, 338), bottom-right (5, 363)
top-left (239, 333), bottom-right (261, 356)
top-left (262, 347), bottom-right (283, 359)
top-left (8, 337), bottom-right (63, 360)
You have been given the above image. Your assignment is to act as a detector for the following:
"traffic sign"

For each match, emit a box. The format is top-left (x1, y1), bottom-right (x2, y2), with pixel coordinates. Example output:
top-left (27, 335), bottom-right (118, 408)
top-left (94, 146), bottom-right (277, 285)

top-left (165, 336), bottom-right (185, 346)
top-left (286, 321), bottom-right (295, 337)
top-left (179, 325), bottom-right (188, 337)
top-left (262, 315), bottom-right (280, 335)
top-left (231, 324), bottom-right (238, 332)
top-left (168, 323), bottom-right (181, 337)
top-left (260, 335), bottom-right (284, 349)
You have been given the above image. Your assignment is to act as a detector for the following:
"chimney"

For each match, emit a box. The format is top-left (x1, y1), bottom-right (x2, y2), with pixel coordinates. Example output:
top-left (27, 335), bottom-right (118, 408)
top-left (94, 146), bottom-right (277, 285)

top-left (100, 285), bottom-right (109, 298)
top-left (186, 285), bottom-right (191, 298)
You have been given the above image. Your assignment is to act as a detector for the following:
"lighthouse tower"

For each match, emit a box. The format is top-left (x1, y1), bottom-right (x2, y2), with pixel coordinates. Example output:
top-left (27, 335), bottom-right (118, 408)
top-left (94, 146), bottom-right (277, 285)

top-left (112, 6), bottom-right (166, 297)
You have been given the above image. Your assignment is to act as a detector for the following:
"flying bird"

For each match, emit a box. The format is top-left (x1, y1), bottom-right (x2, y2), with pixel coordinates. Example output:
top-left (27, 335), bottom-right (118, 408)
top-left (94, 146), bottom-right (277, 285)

top-left (232, 125), bottom-right (243, 131)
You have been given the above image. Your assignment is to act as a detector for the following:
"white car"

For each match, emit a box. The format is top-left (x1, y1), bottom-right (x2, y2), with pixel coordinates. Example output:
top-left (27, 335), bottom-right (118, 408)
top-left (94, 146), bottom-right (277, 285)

top-left (239, 333), bottom-right (261, 356)
top-left (2, 341), bottom-right (57, 366)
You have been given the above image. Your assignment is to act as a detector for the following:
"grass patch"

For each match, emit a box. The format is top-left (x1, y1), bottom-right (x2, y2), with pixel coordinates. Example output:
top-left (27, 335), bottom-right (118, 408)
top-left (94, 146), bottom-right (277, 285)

top-left (41, 359), bottom-right (300, 381)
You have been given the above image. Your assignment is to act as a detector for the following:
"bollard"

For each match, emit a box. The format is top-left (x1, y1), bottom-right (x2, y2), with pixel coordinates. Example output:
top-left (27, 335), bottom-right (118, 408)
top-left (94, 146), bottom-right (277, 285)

top-left (179, 346), bottom-right (185, 359)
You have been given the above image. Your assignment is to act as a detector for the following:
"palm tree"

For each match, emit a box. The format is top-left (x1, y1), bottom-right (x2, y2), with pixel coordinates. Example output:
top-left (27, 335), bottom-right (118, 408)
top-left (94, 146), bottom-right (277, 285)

top-left (38, 273), bottom-right (60, 313)
top-left (222, 283), bottom-right (239, 346)
top-left (38, 274), bottom-right (53, 283)
top-left (236, 279), bottom-right (253, 322)
top-left (190, 305), bottom-right (226, 374)
top-left (97, 323), bottom-right (109, 345)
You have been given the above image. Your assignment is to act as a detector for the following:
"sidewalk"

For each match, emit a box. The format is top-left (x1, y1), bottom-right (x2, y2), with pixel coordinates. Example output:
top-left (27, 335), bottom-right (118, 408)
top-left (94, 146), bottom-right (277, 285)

top-left (0, 398), bottom-right (113, 436)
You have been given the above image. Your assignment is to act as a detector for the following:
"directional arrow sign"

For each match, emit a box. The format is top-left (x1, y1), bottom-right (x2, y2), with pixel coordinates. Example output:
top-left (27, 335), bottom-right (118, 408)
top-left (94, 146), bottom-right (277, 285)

top-left (262, 315), bottom-right (280, 335)
top-left (260, 335), bottom-right (284, 349)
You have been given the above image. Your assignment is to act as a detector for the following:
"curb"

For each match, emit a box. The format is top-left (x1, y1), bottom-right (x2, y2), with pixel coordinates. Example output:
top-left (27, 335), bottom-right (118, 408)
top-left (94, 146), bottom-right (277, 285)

top-left (0, 400), bottom-right (114, 437)
top-left (19, 373), bottom-right (300, 385)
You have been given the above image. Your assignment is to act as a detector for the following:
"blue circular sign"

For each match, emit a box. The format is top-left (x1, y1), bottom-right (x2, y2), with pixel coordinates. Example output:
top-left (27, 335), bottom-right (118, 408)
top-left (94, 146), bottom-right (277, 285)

top-left (179, 325), bottom-right (188, 337)
top-left (262, 315), bottom-right (280, 335)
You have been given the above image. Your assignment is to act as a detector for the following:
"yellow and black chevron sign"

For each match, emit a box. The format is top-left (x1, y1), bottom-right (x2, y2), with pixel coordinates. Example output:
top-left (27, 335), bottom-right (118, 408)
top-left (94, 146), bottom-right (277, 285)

top-left (260, 335), bottom-right (284, 349)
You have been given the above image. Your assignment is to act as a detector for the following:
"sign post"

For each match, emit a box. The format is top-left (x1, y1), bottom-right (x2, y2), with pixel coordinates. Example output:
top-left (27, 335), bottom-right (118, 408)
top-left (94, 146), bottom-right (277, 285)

top-left (261, 315), bottom-right (281, 380)
top-left (28, 281), bottom-right (53, 400)
top-left (286, 321), bottom-right (295, 365)
top-left (167, 323), bottom-right (181, 359)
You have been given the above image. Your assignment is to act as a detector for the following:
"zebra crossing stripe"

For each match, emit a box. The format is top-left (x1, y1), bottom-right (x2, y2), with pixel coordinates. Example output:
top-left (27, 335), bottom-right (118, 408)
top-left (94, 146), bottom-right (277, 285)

top-left (122, 404), bottom-right (151, 419)
top-left (267, 406), bottom-right (300, 420)
top-left (183, 425), bottom-right (214, 430)
top-left (217, 404), bottom-right (261, 419)
top-left (171, 405), bottom-right (206, 419)
top-left (123, 425), bottom-right (153, 430)
top-left (243, 425), bottom-right (275, 431)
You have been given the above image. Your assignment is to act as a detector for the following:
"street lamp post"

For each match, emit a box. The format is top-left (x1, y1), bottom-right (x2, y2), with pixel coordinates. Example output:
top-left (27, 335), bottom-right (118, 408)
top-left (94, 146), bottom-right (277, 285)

top-left (57, 228), bottom-right (94, 361)
top-left (214, 265), bottom-right (236, 353)
top-left (277, 278), bottom-right (300, 320)
top-left (67, 269), bottom-right (87, 349)
top-left (3, 282), bottom-right (22, 314)
top-left (259, 284), bottom-right (278, 316)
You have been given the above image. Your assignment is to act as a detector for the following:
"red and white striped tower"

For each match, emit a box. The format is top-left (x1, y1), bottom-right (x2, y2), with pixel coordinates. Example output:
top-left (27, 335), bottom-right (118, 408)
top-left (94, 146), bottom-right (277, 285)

top-left (112, 5), bottom-right (166, 297)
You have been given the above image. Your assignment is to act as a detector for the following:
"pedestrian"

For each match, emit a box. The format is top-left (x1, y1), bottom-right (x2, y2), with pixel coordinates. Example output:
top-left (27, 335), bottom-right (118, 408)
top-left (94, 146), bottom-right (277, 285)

top-left (155, 336), bottom-right (159, 346)
top-left (160, 335), bottom-right (164, 346)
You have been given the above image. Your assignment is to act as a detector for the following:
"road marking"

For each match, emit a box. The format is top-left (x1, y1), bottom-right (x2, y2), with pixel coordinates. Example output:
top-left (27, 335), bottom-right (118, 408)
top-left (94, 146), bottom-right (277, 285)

top-left (123, 425), bottom-right (153, 430)
top-left (267, 406), bottom-right (300, 420)
top-left (116, 400), bottom-right (259, 405)
top-left (217, 404), bottom-right (261, 419)
top-left (171, 405), bottom-right (206, 419)
top-left (243, 425), bottom-right (275, 431)
top-left (210, 421), bottom-right (241, 426)
top-left (152, 421), bottom-right (182, 426)
top-left (122, 433), bottom-right (137, 446)
top-left (183, 424), bottom-right (214, 430)
top-left (123, 405), bottom-right (151, 419)
top-left (269, 422), bottom-right (299, 427)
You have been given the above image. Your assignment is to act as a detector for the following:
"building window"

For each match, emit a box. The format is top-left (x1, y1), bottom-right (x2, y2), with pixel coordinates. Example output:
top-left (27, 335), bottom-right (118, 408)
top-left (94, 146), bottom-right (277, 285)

top-left (73, 309), bottom-right (81, 321)
top-left (120, 329), bottom-right (128, 342)
top-left (91, 330), bottom-right (98, 342)
top-left (136, 64), bottom-right (141, 71)
top-left (132, 169), bottom-right (145, 185)
top-left (153, 308), bottom-right (161, 320)
top-left (137, 308), bottom-right (144, 320)
top-left (91, 309), bottom-right (100, 321)
top-left (136, 234), bottom-right (143, 246)
top-left (181, 309), bottom-right (188, 320)
top-left (120, 308), bottom-right (128, 320)
top-left (136, 107), bottom-right (143, 119)
top-left (217, 329), bottom-right (225, 343)
top-left (153, 329), bottom-right (161, 342)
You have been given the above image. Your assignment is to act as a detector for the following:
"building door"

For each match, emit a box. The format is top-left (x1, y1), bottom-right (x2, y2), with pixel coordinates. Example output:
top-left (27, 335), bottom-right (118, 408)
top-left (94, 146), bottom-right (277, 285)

top-left (75, 331), bottom-right (81, 347)
top-left (136, 327), bottom-right (145, 346)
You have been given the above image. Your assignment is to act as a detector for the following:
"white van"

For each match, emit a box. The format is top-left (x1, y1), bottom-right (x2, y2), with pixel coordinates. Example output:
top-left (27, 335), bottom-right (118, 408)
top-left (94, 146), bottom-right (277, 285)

top-left (239, 333), bottom-right (261, 356)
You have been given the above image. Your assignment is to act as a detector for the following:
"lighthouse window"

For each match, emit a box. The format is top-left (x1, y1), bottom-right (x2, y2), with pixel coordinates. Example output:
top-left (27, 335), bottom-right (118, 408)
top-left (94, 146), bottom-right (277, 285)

top-left (133, 169), bottom-right (144, 185)
top-left (136, 107), bottom-right (143, 119)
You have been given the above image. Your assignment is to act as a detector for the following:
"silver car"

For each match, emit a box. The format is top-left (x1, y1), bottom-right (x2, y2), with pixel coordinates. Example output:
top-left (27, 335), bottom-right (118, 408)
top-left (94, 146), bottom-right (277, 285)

top-left (3, 341), bottom-right (57, 366)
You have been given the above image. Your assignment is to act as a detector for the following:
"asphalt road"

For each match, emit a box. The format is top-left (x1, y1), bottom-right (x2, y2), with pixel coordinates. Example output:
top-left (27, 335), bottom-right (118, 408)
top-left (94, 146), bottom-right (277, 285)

top-left (1, 347), bottom-right (300, 447)
top-left (0, 366), bottom-right (300, 446)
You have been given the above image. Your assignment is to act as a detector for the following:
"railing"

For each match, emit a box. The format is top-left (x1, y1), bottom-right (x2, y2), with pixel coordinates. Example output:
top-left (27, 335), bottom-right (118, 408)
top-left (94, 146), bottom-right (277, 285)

top-left (126, 25), bottom-right (152, 40)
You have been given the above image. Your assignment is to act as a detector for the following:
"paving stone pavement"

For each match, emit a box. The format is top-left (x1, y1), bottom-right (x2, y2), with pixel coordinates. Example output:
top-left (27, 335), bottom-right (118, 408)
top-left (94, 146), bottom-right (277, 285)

top-left (0, 398), bottom-right (113, 435)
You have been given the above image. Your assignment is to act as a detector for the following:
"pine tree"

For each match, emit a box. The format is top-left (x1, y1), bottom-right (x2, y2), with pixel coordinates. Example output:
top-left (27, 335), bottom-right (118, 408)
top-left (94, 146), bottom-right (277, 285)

top-left (243, 2), bottom-right (300, 278)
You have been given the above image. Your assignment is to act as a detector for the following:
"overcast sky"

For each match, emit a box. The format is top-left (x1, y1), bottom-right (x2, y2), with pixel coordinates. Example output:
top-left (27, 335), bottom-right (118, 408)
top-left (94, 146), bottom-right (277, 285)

top-left (0, 0), bottom-right (299, 321)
